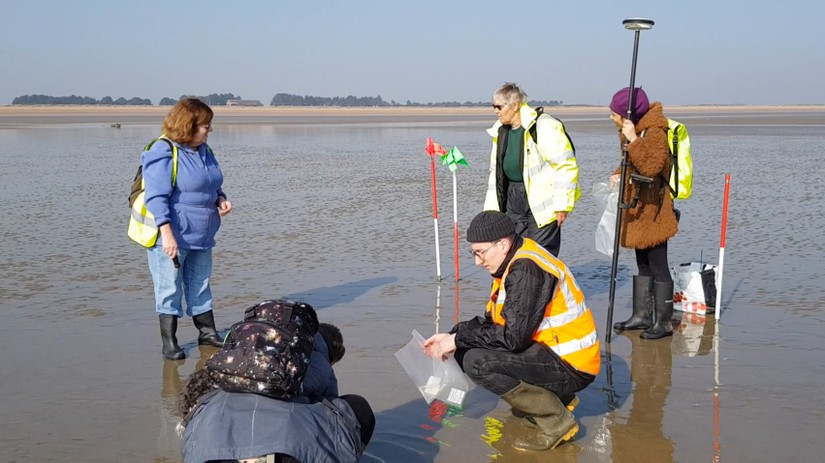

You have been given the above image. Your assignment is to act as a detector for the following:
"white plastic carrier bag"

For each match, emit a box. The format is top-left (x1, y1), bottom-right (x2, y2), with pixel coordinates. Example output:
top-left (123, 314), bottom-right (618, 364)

top-left (670, 262), bottom-right (718, 315)
top-left (592, 182), bottom-right (619, 257)
top-left (394, 329), bottom-right (471, 407)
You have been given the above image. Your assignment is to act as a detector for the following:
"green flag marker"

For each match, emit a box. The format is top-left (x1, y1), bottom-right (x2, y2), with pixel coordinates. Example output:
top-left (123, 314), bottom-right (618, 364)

top-left (441, 147), bottom-right (467, 172)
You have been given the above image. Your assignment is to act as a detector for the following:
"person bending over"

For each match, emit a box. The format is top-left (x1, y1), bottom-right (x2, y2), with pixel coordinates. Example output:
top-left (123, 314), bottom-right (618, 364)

top-left (178, 322), bottom-right (373, 462)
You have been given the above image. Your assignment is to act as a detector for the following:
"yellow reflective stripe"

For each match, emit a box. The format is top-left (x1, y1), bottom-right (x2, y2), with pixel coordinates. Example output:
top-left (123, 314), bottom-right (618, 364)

top-left (548, 330), bottom-right (598, 357)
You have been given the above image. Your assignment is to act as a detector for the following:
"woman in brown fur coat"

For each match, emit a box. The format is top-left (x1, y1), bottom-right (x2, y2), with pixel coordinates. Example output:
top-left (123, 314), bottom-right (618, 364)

top-left (608, 87), bottom-right (678, 339)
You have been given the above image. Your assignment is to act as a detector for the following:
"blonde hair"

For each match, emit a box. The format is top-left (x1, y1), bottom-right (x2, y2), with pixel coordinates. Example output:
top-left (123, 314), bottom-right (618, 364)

top-left (493, 82), bottom-right (527, 107)
top-left (162, 98), bottom-right (213, 146)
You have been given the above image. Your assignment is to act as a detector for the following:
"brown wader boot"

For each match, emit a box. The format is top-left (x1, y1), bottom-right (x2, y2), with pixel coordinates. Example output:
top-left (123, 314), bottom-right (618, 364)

top-left (501, 382), bottom-right (578, 451)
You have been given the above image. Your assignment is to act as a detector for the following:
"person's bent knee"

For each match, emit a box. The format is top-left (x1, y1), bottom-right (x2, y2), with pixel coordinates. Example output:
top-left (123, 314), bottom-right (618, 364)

top-left (340, 394), bottom-right (375, 446)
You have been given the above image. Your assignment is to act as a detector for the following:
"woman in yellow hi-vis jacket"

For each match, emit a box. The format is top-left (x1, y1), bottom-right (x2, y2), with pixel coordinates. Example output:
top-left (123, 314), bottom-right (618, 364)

top-left (483, 82), bottom-right (580, 257)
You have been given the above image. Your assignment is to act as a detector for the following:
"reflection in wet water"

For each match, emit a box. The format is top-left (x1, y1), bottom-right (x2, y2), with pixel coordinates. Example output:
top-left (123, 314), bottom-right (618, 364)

top-left (157, 347), bottom-right (213, 462)
top-left (609, 332), bottom-right (674, 462)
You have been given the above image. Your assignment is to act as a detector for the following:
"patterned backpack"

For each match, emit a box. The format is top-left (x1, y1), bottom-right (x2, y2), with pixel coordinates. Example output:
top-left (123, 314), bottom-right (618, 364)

top-left (205, 300), bottom-right (319, 399)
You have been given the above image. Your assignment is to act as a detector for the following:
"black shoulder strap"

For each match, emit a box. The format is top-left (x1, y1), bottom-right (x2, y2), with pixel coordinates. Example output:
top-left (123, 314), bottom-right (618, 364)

top-left (669, 125), bottom-right (679, 197)
top-left (143, 136), bottom-right (174, 153)
top-left (528, 107), bottom-right (576, 156)
top-left (657, 125), bottom-right (678, 198)
top-left (528, 106), bottom-right (544, 143)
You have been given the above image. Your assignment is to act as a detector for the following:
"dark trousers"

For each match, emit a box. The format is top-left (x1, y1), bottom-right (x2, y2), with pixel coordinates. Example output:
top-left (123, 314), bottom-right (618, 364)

top-left (341, 394), bottom-right (375, 447)
top-left (454, 343), bottom-right (592, 404)
top-left (635, 241), bottom-right (673, 283)
top-left (505, 182), bottom-right (561, 256)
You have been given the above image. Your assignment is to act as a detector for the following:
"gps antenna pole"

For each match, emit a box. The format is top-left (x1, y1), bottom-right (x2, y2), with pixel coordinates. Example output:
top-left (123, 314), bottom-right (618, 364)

top-left (605, 18), bottom-right (654, 344)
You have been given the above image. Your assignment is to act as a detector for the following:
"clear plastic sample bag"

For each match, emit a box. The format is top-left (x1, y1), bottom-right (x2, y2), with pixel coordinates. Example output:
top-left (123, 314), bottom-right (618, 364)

top-left (394, 330), bottom-right (471, 407)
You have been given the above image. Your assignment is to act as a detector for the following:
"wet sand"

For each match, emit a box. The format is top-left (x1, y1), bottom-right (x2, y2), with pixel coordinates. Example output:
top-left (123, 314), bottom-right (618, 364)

top-left (3, 104), bottom-right (825, 127)
top-left (1, 106), bottom-right (824, 462)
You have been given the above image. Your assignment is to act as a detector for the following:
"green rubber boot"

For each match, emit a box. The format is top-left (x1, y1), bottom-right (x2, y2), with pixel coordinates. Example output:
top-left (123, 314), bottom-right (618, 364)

top-left (501, 382), bottom-right (578, 451)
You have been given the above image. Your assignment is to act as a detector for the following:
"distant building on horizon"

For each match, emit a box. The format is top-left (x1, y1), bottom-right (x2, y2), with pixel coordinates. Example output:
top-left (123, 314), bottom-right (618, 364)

top-left (226, 99), bottom-right (263, 107)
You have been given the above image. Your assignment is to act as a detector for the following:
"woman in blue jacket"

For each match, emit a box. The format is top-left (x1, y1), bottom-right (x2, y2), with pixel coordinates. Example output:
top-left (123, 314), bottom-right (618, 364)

top-left (142, 98), bottom-right (233, 360)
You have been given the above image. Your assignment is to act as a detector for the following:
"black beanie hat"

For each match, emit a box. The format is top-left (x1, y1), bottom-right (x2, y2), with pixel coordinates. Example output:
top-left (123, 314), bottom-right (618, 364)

top-left (466, 211), bottom-right (515, 243)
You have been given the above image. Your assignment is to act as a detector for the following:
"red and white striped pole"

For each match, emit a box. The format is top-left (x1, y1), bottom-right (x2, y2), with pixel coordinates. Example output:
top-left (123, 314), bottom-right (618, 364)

top-left (430, 154), bottom-right (442, 280)
top-left (425, 138), bottom-right (444, 280)
top-left (715, 174), bottom-right (731, 319)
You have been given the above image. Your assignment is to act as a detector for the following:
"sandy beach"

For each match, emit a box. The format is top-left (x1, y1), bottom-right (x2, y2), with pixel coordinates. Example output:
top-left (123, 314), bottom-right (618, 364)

top-left (2, 104), bottom-right (825, 127)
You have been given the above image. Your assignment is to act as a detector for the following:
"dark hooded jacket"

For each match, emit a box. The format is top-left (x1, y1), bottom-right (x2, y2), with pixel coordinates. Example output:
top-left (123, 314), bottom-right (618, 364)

top-left (302, 332), bottom-right (339, 399)
top-left (452, 237), bottom-right (556, 352)
top-left (180, 390), bottom-right (363, 463)
top-left (613, 102), bottom-right (679, 249)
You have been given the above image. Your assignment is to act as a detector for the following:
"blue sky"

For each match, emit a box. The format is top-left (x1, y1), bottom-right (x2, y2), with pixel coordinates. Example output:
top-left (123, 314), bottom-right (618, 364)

top-left (1, 0), bottom-right (821, 105)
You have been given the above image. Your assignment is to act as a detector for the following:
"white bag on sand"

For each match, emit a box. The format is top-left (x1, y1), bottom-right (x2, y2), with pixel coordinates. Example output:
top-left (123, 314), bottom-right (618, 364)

top-left (671, 262), bottom-right (718, 314)
top-left (593, 182), bottom-right (618, 257)
top-left (394, 330), bottom-right (471, 407)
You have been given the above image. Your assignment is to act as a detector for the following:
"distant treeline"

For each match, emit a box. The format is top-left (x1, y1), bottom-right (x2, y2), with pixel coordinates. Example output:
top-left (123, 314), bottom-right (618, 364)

top-left (11, 93), bottom-right (240, 106)
top-left (11, 92), bottom-right (562, 107)
top-left (12, 94), bottom-right (152, 105)
top-left (270, 93), bottom-right (562, 107)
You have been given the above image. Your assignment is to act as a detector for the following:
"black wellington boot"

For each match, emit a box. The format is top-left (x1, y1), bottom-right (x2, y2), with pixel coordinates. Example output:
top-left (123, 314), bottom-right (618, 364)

top-left (159, 314), bottom-right (185, 360)
top-left (193, 311), bottom-right (223, 347)
top-left (641, 280), bottom-right (675, 340)
top-left (614, 275), bottom-right (654, 331)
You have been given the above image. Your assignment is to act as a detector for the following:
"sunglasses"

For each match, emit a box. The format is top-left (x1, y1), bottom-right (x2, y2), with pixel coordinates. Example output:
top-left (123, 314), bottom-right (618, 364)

top-left (492, 104), bottom-right (505, 111)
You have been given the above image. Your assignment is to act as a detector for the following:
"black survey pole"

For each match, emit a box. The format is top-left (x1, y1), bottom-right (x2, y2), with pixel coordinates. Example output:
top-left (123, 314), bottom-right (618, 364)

top-left (605, 18), bottom-right (654, 344)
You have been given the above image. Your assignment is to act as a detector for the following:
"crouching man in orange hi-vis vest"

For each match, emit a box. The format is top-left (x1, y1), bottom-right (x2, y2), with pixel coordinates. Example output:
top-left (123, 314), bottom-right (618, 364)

top-left (424, 211), bottom-right (600, 452)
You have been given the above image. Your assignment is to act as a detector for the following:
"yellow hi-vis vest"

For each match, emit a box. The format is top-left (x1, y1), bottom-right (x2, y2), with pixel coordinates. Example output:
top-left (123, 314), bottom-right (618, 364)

top-left (666, 118), bottom-right (692, 200)
top-left (127, 137), bottom-right (177, 247)
top-left (487, 239), bottom-right (600, 376)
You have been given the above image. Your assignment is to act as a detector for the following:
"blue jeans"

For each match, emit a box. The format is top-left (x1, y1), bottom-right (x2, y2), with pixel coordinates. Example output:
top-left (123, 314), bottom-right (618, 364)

top-left (455, 343), bottom-right (592, 402)
top-left (147, 247), bottom-right (213, 317)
